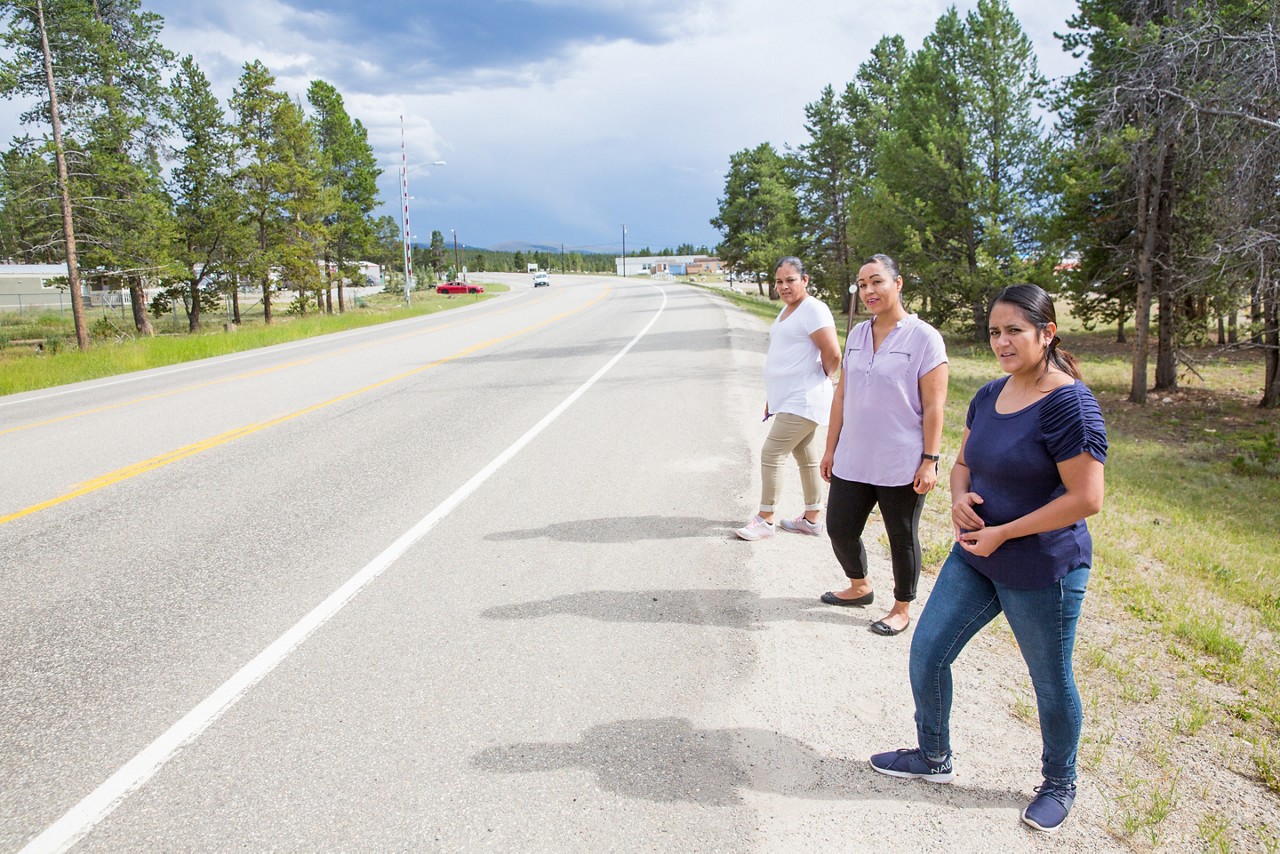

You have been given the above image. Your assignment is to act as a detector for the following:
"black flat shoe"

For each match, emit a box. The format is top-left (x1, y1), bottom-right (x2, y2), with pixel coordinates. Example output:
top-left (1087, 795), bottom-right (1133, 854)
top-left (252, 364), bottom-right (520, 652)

top-left (870, 619), bottom-right (909, 636)
top-left (820, 590), bottom-right (874, 607)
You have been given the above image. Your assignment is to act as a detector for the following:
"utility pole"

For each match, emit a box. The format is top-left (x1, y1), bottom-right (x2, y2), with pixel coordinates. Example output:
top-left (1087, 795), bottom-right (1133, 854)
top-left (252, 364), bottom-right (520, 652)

top-left (451, 229), bottom-right (460, 278)
top-left (621, 224), bottom-right (626, 278)
top-left (400, 116), bottom-right (413, 305)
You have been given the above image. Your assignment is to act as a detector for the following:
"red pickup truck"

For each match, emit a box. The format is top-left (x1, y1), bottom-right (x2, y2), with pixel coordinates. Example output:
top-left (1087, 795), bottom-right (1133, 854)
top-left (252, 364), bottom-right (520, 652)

top-left (437, 281), bottom-right (484, 294)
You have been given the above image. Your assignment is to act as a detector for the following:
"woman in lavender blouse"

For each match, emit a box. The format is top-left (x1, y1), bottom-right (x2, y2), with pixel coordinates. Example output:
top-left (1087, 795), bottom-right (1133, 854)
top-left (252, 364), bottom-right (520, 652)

top-left (816, 254), bottom-right (948, 636)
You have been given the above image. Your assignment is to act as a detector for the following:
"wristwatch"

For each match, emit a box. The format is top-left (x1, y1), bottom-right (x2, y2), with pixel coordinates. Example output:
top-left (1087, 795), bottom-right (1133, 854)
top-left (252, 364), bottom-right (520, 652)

top-left (920, 453), bottom-right (940, 462)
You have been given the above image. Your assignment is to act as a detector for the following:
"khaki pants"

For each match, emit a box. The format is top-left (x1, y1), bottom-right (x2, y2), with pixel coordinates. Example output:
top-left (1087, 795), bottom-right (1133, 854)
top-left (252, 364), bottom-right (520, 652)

top-left (759, 412), bottom-right (823, 514)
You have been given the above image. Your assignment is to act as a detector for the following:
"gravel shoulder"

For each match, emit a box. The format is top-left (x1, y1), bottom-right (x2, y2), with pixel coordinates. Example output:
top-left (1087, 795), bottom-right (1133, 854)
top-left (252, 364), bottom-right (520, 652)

top-left (713, 301), bottom-right (1128, 851)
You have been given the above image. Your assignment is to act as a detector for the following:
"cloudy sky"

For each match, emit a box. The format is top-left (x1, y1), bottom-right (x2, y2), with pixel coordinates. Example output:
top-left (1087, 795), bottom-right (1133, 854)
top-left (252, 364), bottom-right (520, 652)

top-left (5, 0), bottom-right (1084, 254)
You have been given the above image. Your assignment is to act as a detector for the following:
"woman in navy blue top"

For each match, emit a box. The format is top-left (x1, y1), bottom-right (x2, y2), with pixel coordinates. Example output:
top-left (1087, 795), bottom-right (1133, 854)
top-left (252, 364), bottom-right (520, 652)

top-left (869, 285), bottom-right (1108, 835)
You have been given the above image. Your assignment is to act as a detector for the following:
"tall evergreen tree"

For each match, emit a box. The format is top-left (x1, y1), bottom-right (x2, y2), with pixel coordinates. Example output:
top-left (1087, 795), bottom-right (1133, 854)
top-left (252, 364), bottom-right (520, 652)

top-left (875, 8), bottom-right (979, 328)
top-left (270, 95), bottom-right (326, 313)
top-left (167, 55), bottom-right (241, 331)
top-left (711, 142), bottom-right (800, 296)
top-left (842, 34), bottom-right (910, 294)
top-left (74, 0), bottom-right (174, 337)
top-left (230, 60), bottom-right (287, 324)
top-left (1, 0), bottom-right (115, 347)
top-left (307, 80), bottom-right (380, 314)
top-left (871, 1), bottom-right (1051, 336)
top-left (1057, 0), bottom-right (1230, 402)
top-left (428, 229), bottom-right (446, 282)
top-left (792, 85), bottom-right (855, 305)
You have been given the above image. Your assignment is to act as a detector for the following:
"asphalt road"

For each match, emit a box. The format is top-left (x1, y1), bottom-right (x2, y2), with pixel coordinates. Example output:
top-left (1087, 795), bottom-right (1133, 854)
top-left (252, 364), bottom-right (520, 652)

top-left (3, 274), bottom-right (1129, 853)
top-left (0, 273), bottom-right (777, 851)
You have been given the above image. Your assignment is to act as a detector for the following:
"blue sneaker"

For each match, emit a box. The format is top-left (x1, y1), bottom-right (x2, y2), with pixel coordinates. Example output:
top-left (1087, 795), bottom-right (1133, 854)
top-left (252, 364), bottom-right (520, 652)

top-left (869, 748), bottom-right (955, 783)
top-left (1022, 781), bottom-right (1076, 832)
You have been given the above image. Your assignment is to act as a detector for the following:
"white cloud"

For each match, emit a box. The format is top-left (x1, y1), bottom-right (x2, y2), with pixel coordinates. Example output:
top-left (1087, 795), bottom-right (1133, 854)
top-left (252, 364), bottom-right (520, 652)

top-left (1, 0), bottom-right (1083, 252)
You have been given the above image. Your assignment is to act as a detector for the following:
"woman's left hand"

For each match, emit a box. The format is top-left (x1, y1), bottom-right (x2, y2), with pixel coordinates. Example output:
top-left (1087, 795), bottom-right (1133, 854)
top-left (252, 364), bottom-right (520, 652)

top-left (956, 524), bottom-right (1007, 558)
top-left (912, 459), bottom-right (938, 494)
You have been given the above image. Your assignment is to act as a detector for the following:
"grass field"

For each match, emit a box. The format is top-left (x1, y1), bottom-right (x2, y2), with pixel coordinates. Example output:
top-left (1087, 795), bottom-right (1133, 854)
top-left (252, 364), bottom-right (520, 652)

top-left (717, 285), bottom-right (1279, 850)
top-left (4, 280), bottom-right (1277, 847)
top-left (0, 286), bottom-right (501, 396)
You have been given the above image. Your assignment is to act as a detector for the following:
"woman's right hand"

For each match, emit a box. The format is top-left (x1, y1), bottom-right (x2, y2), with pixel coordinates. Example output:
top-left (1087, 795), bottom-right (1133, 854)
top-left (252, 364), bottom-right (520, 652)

top-left (952, 492), bottom-right (985, 538)
top-left (820, 451), bottom-right (834, 483)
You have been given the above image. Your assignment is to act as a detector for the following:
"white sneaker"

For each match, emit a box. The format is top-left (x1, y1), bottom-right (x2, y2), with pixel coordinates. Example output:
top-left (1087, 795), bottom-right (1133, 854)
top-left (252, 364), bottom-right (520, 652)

top-left (779, 515), bottom-right (823, 537)
top-left (734, 515), bottom-right (775, 541)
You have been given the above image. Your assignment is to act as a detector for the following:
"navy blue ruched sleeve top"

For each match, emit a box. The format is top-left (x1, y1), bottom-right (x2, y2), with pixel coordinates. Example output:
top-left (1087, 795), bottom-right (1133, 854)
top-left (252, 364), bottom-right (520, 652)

top-left (961, 377), bottom-right (1109, 589)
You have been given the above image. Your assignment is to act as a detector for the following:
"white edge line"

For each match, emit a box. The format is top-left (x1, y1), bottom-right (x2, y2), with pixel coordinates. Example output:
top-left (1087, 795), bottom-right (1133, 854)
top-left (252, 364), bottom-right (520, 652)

top-left (20, 283), bottom-right (668, 854)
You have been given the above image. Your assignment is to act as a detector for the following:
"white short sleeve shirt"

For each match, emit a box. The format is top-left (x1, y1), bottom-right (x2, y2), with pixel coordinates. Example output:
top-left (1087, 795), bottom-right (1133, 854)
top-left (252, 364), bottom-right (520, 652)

top-left (763, 295), bottom-right (836, 425)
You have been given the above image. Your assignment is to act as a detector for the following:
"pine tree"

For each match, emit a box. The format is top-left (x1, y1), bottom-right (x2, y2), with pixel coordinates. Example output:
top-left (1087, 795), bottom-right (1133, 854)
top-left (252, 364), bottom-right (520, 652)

top-left (167, 55), bottom-right (241, 331)
top-left (711, 142), bottom-right (800, 296)
top-left (792, 85), bottom-right (855, 305)
top-left (868, 1), bottom-right (1052, 336)
top-left (307, 80), bottom-right (380, 314)
top-left (230, 60), bottom-right (287, 324)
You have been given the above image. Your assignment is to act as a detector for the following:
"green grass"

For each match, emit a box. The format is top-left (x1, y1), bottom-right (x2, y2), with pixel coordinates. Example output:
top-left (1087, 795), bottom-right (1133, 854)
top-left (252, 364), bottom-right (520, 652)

top-left (0, 286), bottom-right (503, 395)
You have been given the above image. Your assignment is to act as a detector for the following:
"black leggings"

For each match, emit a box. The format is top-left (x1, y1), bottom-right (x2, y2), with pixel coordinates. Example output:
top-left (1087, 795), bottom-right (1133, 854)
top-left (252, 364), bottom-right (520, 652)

top-left (826, 474), bottom-right (926, 603)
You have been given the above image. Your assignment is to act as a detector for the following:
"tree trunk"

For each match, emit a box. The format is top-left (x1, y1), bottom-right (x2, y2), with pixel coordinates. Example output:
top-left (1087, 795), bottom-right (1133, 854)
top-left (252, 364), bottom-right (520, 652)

top-left (262, 278), bottom-right (272, 324)
top-left (1153, 148), bottom-right (1177, 390)
top-left (1130, 147), bottom-right (1160, 405)
top-left (966, 216), bottom-right (984, 342)
top-left (37, 0), bottom-right (88, 351)
top-left (1117, 316), bottom-right (1126, 344)
top-left (971, 298), bottom-right (986, 342)
top-left (1252, 283), bottom-right (1263, 345)
top-left (188, 276), bottom-right (202, 332)
top-left (231, 278), bottom-right (241, 325)
top-left (129, 277), bottom-right (154, 336)
top-left (1155, 286), bottom-right (1177, 389)
top-left (1262, 280), bottom-right (1279, 409)
top-left (323, 251), bottom-right (333, 314)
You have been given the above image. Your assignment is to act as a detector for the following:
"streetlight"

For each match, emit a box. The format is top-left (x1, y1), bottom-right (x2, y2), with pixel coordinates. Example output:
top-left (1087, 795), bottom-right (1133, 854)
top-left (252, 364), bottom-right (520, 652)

top-left (451, 228), bottom-right (461, 279)
top-left (398, 115), bottom-right (446, 304)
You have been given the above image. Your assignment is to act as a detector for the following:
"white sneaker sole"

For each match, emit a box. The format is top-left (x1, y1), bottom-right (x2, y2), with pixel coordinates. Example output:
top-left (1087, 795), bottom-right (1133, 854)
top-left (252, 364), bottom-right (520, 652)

top-left (869, 762), bottom-right (955, 784)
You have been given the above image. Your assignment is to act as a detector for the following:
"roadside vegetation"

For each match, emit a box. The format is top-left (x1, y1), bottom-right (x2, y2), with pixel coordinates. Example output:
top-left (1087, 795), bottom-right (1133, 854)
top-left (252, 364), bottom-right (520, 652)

top-left (0, 285), bottom-right (501, 396)
top-left (715, 284), bottom-right (1279, 850)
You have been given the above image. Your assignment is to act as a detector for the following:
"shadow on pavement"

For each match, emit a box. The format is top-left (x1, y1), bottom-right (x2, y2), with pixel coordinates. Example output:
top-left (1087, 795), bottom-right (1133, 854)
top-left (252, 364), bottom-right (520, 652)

top-left (480, 589), bottom-right (879, 631)
top-left (472, 716), bottom-right (1025, 809)
top-left (486, 515), bottom-right (742, 544)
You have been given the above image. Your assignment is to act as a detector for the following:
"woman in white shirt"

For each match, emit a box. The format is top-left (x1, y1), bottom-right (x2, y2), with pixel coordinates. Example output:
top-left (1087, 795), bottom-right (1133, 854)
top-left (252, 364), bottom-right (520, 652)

top-left (736, 257), bottom-right (842, 541)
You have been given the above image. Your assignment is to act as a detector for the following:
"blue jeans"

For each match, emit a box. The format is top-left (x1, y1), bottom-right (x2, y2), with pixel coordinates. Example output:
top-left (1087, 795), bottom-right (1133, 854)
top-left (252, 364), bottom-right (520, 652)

top-left (909, 546), bottom-right (1089, 786)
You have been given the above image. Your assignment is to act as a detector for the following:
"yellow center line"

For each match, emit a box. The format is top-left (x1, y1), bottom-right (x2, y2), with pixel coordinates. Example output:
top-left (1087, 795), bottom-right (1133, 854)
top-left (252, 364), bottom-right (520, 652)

top-left (0, 286), bottom-right (611, 527)
top-left (0, 291), bottom-right (554, 438)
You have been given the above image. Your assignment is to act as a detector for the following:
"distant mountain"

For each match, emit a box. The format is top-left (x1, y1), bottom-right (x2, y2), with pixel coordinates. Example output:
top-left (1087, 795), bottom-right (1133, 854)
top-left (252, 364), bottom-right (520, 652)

top-left (490, 241), bottom-right (567, 254)
top-left (408, 239), bottom-right (611, 255)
